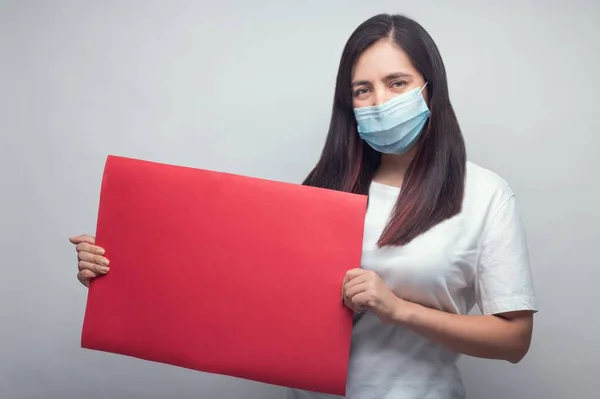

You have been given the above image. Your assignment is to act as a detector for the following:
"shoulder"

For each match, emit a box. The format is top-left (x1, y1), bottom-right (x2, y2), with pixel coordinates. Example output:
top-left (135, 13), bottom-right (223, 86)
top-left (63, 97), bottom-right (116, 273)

top-left (463, 161), bottom-right (517, 218)
top-left (465, 161), bottom-right (514, 200)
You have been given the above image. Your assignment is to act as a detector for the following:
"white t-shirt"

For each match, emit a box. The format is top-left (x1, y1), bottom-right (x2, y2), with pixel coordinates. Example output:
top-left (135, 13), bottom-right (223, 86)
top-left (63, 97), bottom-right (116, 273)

top-left (285, 161), bottom-right (537, 399)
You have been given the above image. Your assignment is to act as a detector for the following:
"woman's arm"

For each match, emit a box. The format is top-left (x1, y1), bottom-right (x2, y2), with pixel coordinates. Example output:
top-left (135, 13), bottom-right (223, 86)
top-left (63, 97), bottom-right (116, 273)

top-left (342, 268), bottom-right (534, 363)
top-left (395, 300), bottom-right (533, 363)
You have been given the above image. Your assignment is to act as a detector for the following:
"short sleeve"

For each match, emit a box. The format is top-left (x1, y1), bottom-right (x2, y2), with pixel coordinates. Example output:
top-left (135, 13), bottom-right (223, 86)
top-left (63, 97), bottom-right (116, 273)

top-left (475, 195), bottom-right (538, 315)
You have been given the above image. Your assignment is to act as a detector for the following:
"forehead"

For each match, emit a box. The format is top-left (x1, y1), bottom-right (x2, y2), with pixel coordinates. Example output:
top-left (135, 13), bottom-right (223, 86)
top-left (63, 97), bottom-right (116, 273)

top-left (352, 39), bottom-right (415, 80)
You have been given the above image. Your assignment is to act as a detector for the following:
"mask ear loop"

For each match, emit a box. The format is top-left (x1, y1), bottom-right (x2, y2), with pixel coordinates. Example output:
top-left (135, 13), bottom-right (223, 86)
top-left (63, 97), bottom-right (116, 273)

top-left (419, 81), bottom-right (429, 94)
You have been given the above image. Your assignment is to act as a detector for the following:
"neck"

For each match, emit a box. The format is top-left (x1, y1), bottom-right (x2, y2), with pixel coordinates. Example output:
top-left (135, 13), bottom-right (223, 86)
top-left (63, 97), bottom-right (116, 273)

top-left (373, 145), bottom-right (418, 188)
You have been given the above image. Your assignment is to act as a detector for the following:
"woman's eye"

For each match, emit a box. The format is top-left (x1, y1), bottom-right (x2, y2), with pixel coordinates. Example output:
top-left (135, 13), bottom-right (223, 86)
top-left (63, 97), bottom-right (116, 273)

top-left (391, 81), bottom-right (406, 88)
top-left (353, 88), bottom-right (370, 97)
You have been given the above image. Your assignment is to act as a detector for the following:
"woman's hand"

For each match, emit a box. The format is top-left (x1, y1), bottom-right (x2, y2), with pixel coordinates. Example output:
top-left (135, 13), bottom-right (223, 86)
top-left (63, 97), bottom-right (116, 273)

top-left (342, 269), bottom-right (534, 363)
top-left (341, 268), bottom-right (403, 323)
top-left (68, 234), bottom-right (110, 287)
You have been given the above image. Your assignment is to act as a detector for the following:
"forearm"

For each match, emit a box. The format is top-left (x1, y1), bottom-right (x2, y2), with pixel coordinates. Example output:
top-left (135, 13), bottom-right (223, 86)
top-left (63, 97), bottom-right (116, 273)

top-left (393, 299), bottom-right (532, 363)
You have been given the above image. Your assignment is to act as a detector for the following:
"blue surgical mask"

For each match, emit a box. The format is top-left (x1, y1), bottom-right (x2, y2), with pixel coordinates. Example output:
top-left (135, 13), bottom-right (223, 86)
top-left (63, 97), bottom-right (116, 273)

top-left (353, 84), bottom-right (430, 155)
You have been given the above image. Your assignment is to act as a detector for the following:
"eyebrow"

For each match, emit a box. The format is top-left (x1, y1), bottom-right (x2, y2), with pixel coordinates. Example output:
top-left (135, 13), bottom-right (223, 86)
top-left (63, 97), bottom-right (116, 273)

top-left (351, 72), bottom-right (413, 87)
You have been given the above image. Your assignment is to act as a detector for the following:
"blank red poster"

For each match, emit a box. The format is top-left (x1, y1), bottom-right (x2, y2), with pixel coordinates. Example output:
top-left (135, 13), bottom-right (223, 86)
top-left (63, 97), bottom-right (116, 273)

top-left (81, 155), bottom-right (367, 396)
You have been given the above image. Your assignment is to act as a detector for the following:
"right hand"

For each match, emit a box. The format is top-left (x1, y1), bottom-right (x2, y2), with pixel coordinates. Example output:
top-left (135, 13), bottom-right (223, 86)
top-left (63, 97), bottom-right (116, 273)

top-left (69, 234), bottom-right (110, 287)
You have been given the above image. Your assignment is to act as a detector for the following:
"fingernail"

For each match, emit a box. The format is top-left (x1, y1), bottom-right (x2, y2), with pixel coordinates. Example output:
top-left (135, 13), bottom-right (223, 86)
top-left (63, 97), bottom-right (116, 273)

top-left (97, 248), bottom-right (105, 255)
top-left (101, 258), bottom-right (110, 266)
top-left (101, 266), bottom-right (110, 273)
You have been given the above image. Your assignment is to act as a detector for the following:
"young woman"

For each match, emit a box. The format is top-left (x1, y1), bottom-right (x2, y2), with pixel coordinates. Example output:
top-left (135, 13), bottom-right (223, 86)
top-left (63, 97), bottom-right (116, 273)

top-left (70, 13), bottom-right (537, 399)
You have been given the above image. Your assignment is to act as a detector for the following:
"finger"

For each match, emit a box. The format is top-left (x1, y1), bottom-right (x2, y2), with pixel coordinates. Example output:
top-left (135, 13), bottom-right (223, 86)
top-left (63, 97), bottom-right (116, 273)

top-left (344, 281), bottom-right (368, 299)
top-left (77, 273), bottom-right (88, 287)
top-left (79, 269), bottom-right (98, 280)
top-left (69, 234), bottom-right (96, 245)
top-left (342, 279), bottom-right (368, 312)
top-left (351, 292), bottom-right (371, 308)
top-left (78, 260), bottom-right (109, 275)
top-left (341, 271), bottom-right (356, 299)
top-left (342, 271), bottom-right (354, 286)
top-left (344, 274), bottom-right (370, 291)
top-left (345, 268), bottom-right (368, 281)
top-left (342, 269), bottom-right (368, 300)
top-left (77, 269), bottom-right (98, 287)
top-left (343, 296), bottom-right (363, 312)
top-left (76, 242), bottom-right (105, 256)
top-left (77, 251), bottom-right (110, 266)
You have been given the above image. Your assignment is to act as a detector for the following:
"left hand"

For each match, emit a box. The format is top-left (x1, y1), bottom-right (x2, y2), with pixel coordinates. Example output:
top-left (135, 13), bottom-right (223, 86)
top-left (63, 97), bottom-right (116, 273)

top-left (342, 268), bottom-right (403, 323)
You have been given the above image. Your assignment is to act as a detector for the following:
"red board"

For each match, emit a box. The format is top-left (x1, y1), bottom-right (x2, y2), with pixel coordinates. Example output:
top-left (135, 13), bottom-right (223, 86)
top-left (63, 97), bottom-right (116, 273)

top-left (81, 155), bottom-right (367, 395)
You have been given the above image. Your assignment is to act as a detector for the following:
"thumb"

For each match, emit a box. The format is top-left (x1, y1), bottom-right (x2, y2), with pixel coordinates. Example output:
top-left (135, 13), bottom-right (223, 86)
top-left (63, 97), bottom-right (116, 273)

top-left (69, 234), bottom-right (95, 245)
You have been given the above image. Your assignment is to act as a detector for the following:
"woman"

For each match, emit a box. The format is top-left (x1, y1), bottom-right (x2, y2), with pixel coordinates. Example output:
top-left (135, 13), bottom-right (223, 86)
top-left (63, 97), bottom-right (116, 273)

top-left (69, 13), bottom-right (537, 399)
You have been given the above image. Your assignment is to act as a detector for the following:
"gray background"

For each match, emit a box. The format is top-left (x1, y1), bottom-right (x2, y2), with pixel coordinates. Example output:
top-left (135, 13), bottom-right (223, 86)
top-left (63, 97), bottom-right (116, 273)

top-left (1, 0), bottom-right (598, 398)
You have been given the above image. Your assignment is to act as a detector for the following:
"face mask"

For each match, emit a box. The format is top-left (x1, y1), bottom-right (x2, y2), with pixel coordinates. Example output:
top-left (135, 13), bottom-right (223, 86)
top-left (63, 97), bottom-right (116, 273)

top-left (353, 84), bottom-right (430, 155)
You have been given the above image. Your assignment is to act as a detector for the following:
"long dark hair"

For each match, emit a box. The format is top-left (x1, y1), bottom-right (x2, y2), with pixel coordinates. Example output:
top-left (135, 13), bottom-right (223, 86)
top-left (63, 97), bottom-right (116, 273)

top-left (303, 13), bottom-right (466, 247)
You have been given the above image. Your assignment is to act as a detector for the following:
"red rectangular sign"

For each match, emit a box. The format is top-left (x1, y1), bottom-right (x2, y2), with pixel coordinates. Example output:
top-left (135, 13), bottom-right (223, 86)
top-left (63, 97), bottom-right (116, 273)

top-left (81, 155), bottom-right (367, 395)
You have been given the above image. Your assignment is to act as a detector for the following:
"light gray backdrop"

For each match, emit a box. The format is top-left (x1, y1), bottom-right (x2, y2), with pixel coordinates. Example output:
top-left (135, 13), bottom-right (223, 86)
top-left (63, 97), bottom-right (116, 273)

top-left (1, 0), bottom-right (598, 398)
